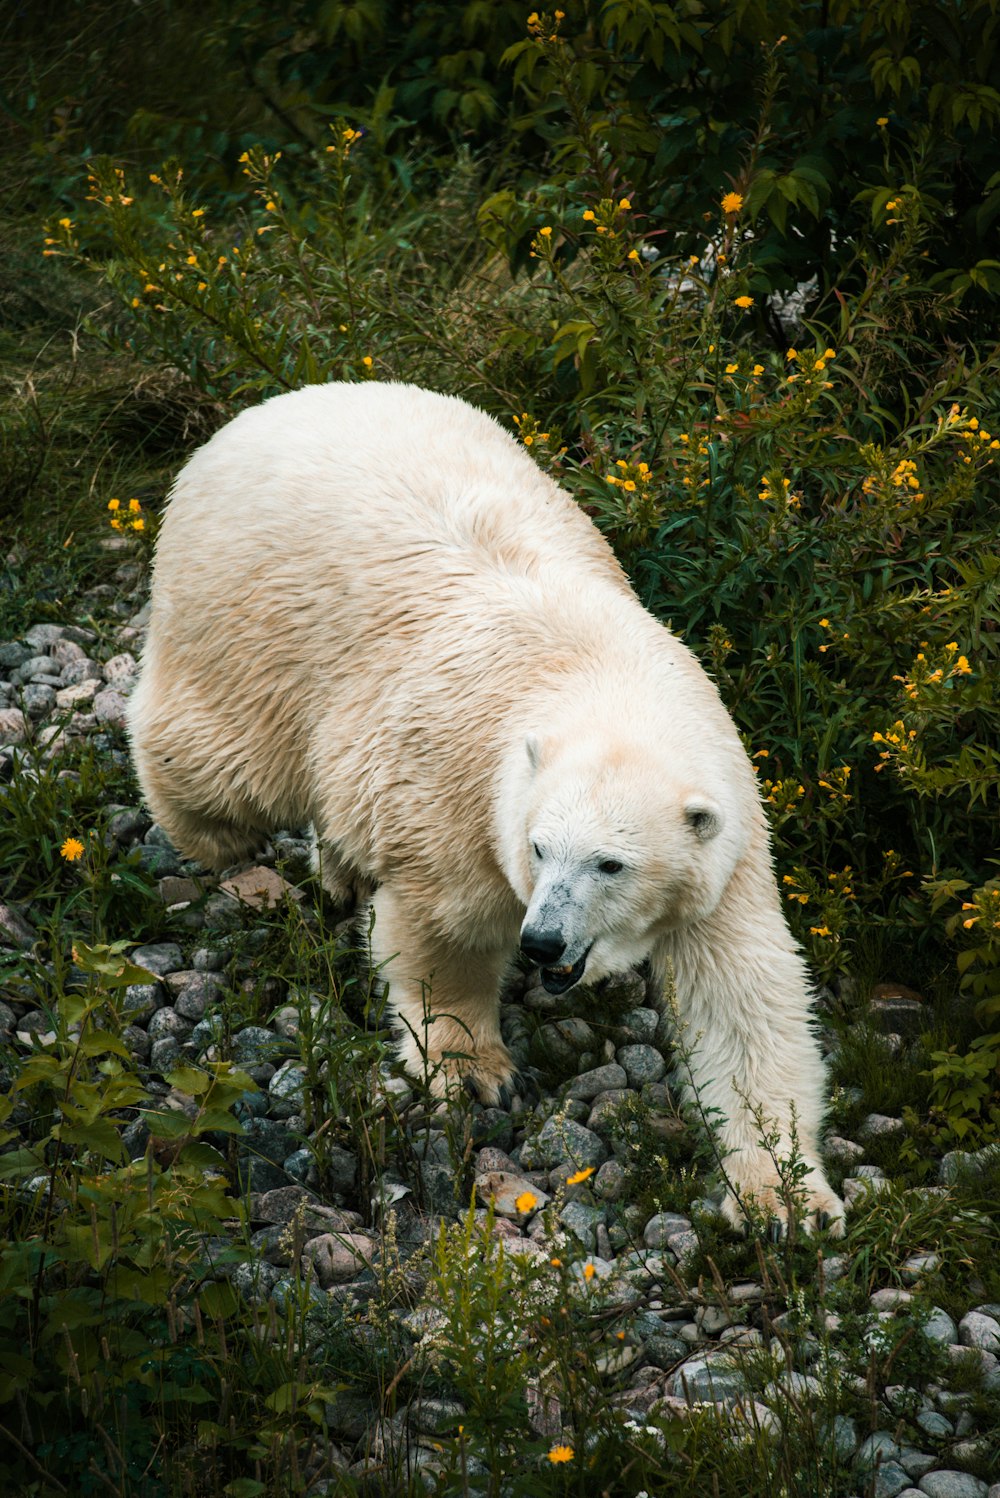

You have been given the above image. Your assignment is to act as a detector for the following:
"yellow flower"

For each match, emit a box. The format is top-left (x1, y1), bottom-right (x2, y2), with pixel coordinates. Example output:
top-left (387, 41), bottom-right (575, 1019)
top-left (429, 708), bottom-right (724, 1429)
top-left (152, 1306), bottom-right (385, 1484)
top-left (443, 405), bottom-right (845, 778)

top-left (954, 655), bottom-right (971, 674)
top-left (810, 925), bottom-right (832, 937)
top-left (547, 1445), bottom-right (574, 1464)
top-left (786, 348), bottom-right (798, 361)
top-left (752, 363), bottom-right (764, 375)
top-left (107, 498), bottom-right (120, 512)
top-left (583, 1262), bottom-right (596, 1281)
top-left (515, 1191), bottom-right (537, 1214)
top-left (539, 225), bottom-right (552, 237)
top-left (132, 518), bottom-right (145, 532)
top-left (627, 248), bottom-right (640, 261)
top-left (734, 294), bottom-right (753, 308)
top-left (582, 209), bottom-right (596, 221)
top-left (128, 498), bottom-right (141, 513)
top-left (721, 191), bottom-right (743, 214)
top-left (725, 362), bottom-right (739, 374)
top-left (192, 207), bottom-right (206, 218)
top-left (362, 355), bottom-right (373, 368)
top-left (877, 116), bottom-right (889, 126)
top-left (61, 837), bottom-right (84, 861)
top-left (618, 198), bottom-right (631, 211)
top-left (566, 1166), bottom-right (595, 1185)
top-left (623, 479), bottom-right (636, 492)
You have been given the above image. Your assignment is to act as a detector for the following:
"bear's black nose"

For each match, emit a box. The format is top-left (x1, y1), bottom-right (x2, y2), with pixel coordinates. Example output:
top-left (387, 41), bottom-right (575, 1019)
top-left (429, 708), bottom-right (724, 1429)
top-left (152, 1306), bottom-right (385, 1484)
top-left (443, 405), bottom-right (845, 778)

top-left (521, 928), bottom-right (566, 966)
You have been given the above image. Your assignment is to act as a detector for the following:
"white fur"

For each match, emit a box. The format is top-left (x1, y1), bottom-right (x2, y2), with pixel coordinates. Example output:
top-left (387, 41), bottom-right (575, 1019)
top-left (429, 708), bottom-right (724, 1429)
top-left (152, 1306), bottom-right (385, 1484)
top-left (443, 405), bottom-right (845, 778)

top-left (130, 381), bottom-right (844, 1232)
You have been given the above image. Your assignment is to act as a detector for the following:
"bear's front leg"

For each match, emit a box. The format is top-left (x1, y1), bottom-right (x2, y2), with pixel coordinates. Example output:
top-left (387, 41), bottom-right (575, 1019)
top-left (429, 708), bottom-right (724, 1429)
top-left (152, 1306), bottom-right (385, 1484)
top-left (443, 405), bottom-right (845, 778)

top-left (368, 885), bottom-right (516, 1104)
top-left (656, 860), bottom-right (845, 1237)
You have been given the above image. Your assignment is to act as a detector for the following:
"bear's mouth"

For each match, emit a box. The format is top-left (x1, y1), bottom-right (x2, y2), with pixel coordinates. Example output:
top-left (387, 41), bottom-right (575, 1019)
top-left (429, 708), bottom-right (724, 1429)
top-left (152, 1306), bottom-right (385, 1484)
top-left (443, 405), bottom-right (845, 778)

top-left (539, 947), bottom-right (591, 995)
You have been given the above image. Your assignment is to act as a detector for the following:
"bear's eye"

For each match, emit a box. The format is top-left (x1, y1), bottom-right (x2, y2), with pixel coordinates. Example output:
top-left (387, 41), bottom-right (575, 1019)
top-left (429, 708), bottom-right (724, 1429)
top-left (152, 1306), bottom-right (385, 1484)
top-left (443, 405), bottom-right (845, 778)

top-left (598, 858), bottom-right (623, 875)
top-left (532, 842), bottom-right (544, 860)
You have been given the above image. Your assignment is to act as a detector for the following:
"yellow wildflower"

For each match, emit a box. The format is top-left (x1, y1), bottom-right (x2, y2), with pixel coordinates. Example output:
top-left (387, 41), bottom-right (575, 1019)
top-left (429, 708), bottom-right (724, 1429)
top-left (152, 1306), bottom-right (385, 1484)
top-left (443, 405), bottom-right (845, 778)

top-left (627, 248), bottom-right (640, 261)
top-left (539, 225), bottom-right (552, 237)
top-left (515, 1191), bottom-right (537, 1214)
top-left (877, 116), bottom-right (889, 126)
top-left (583, 1262), bottom-right (596, 1281)
top-left (362, 355), bottom-right (373, 368)
top-left (725, 363), bottom-right (739, 374)
top-left (566, 1166), bottom-right (595, 1185)
top-left (618, 198), bottom-right (631, 211)
top-left (582, 209), bottom-right (596, 221)
top-left (547, 1445), bottom-right (574, 1464)
top-left (61, 837), bottom-right (85, 862)
top-left (734, 294), bottom-right (753, 309)
top-left (107, 498), bottom-right (120, 512)
top-left (721, 191), bottom-right (743, 214)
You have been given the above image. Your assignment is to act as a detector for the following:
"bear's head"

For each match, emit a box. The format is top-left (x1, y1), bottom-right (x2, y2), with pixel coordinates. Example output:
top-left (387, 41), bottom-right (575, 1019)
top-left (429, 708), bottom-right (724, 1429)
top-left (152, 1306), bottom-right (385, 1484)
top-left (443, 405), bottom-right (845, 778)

top-left (500, 731), bottom-right (749, 994)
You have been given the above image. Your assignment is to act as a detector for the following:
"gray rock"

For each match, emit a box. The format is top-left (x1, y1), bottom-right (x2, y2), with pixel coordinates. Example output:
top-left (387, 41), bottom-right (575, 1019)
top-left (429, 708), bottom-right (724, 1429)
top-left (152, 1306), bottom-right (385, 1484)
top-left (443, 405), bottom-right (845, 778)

top-left (50, 637), bottom-right (86, 665)
top-left (565, 1062), bottom-right (627, 1100)
top-left (644, 1211), bottom-right (693, 1249)
top-left (871, 1288), bottom-right (913, 1311)
top-left (150, 1036), bottom-right (183, 1071)
top-left (535, 1016), bottom-right (597, 1070)
top-left (923, 1306), bottom-right (958, 1344)
top-left (899, 1451), bottom-right (937, 1480)
top-left (901, 1252), bottom-right (941, 1284)
top-left (586, 1088), bottom-right (634, 1134)
top-left (915, 1410), bottom-right (953, 1439)
top-left (939, 1143), bottom-right (1000, 1184)
top-left (103, 652), bottom-right (137, 685)
top-left (170, 971), bottom-right (224, 1020)
top-left (857, 1431), bottom-right (903, 1468)
top-left (60, 657), bottom-right (103, 685)
top-left (616, 1043), bottom-right (666, 1087)
top-left (558, 1201), bottom-right (607, 1251)
top-left (861, 1113), bottom-right (905, 1137)
top-left (0, 707), bottom-right (28, 744)
top-left (18, 654), bottom-right (57, 681)
top-left (0, 901), bottom-right (36, 949)
top-left (819, 1414), bottom-right (858, 1459)
top-left (666, 1355), bottom-right (746, 1404)
top-left (474, 1170), bottom-right (549, 1219)
top-left (306, 1232), bottom-right (375, 1288)
top-left (763, 1372), bottom-right (822, 1403)
top-left (593, 1159), bottom-right (627, 1201)
top-left (231, 1025), bottom-right (283, 1066)
top-left (0, 1000), bottom-right (16, 1033)
top-left (107, 806), bottom-right (153, 845)
top-left (92, 687), bottom-right (128, 727)
top-left (642, 1333), bottom-right (689, 1369)
top-left (666, 1229), bottom-right (700, 1266)
top-left (918, 1475), bottom-right (988, 1498)
top-left (869, 1468), bottom-right (915, 1498)
top-left (616, 1007), bottom-right (659, 1044)
top-left (519, 1116), bottom-right (607, 1171)
top-left (958, 1310), bottom-right (1000, 1353)
top-left (56, 679), bottom-right (99, 709)
top-left (21, 683), bottom-right (56, 718)
top-left (23, 624), bottom-right (65, 649)
top-left (146, 1007), bottom-right (192, 1042)
top-left (131, 942), bottom-right (184, 976)
top-left (268, 1061), bottom-right (308, 1119)
top-left (191, 946), bottom-right (227, 972)
top-left (122, 982), bottom-right (165, 1023)
top-left (0, 642), bottom-right (31, 670)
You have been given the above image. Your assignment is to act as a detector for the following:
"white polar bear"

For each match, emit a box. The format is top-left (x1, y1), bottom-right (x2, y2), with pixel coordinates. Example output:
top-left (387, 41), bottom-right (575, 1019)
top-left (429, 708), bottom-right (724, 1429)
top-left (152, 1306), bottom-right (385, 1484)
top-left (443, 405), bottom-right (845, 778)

top-left (129, 380), bottom-right (844, 1233)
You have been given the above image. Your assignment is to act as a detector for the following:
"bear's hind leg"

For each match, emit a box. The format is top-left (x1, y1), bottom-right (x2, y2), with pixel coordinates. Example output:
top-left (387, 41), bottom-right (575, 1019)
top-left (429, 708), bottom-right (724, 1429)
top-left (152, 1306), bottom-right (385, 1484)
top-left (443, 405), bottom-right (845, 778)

top-left (368, 885), bottom-right (515, 1103)
top-left (309, 829), bottom-right (375, 908)
top-left (153, 799), bottom-right (269, 873)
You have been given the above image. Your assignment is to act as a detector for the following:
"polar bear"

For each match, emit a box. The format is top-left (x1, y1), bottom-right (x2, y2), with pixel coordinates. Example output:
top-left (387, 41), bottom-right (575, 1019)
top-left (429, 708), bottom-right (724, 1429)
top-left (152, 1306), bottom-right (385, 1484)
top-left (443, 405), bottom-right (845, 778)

top-left (130, 381), bottom-right (844, 1233)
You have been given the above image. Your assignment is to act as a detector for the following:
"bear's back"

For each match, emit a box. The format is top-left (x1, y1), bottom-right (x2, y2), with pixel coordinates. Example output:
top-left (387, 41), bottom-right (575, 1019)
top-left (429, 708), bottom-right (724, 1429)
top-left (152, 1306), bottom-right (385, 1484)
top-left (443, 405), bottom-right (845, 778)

top-left (163, 382), bottom-right (628, 598)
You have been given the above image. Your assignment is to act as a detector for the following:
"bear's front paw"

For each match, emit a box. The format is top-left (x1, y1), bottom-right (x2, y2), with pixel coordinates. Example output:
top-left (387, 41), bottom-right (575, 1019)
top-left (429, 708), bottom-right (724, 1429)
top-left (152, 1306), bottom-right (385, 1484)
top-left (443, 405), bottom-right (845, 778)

top-left (721, 1156), bottom-right (846, 1239)
top-left (423, 1042), bottom-right (517, 1108)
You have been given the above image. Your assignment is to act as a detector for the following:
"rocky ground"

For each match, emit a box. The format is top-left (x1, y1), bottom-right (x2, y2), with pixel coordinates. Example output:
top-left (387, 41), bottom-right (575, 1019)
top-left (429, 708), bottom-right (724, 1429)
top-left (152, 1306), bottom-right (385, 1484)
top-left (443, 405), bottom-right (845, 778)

top-left (2, 586), bottom-right (1000, 1495)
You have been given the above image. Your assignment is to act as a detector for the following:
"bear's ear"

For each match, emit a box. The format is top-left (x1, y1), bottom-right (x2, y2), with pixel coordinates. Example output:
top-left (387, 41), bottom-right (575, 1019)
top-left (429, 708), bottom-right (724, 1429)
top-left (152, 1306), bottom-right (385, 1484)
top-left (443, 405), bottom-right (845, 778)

top-left (685, 798), bottom-right (723, 842)
top-left (525, 734), bottom-right (542, 773)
